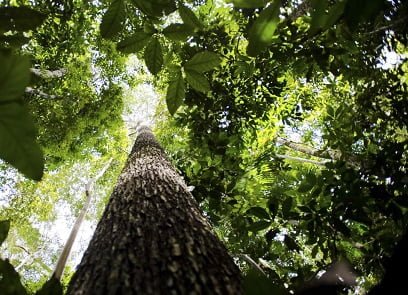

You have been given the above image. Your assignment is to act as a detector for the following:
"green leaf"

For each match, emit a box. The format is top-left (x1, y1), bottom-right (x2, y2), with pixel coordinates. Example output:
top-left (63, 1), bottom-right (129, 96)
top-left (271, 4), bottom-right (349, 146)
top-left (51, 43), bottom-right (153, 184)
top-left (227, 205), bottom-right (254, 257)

top-left (246, 206), bottom-right (270, 220)
top-left (309, 0), bottom-right (328, 36)
top-left (265, 229), bottom-right (279, 243)
top-left (116, 32), bottom-right (152, 53)
top-left (100, 0), bottom-right (126, 39)
top-left (0, 102), bottom-right (44, 181)
top-left (178, 5), bottom-right (203, 30)
top-left (298, 181), bottom-right (314, 193)
top-left (185, 69), bottom-right (210, 93)
top-left (247, 0), bottom-right (281, 57)
top-left (184, 51), bottom-right (222, 73)
top-left (35, 277), bottom-right (63, 295)
top-left (268, 199), bottom-right (278, 216)
top-left (282, 198), bottom-right (293, 217)
top-left (0, 220), bottom-right (10, 246)
top-left (311, 245), bottom-right (319, 258)
top-left (0, 259), bottom-right (28, 295)
top-left (144, 37), bottom-right (163, 75)
top-left (284, 235), bottom-right (300, 252)
top-left (166, 69), bottom-right (185, 115)
top-left (0, 6), bottom-right (46, 32)
top-left (230, 0), bottom-right (268, 8)
top-left (163, 23), bottom-right (194, 41)
top-left (333, 219), bottom-right (351, 237)
top-left (324, 0), bottom-right (347, 29)
top-left (0, 53), bottom-right (30, 103)
top-left (132, 0), bottom-right (176, 17)
top-left (248, 220), bottom-right (270, 232)
top-left (305, 172), bottom-right (317, 186)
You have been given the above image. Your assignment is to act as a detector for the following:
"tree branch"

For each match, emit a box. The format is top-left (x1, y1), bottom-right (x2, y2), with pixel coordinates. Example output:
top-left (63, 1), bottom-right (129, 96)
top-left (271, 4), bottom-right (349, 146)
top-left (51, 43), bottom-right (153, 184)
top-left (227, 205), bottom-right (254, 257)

top-left (52, 158), bottom-right (113, 280)
top-left (237, 254), bottom-right (267, 276)
top-left (277, 137), bottom-right (340, 160)
top-left (276, 154), bottom-right (330, 166)
top-left (30, 68), bottom-right (67, 79)
top-left (25, 87), bottom-right (59, 99)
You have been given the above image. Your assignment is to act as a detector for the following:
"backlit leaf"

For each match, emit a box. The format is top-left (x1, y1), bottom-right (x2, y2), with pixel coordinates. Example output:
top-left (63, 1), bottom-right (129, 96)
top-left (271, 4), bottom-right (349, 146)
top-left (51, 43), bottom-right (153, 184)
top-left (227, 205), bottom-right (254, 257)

top-left (144, 37), bottom-right (163, 75)
top-left (178, 5), bottom-right (203, 29)
top-left (166, 69), bottom-right (185, 115)
top-left (248, 220), bottom-right (270, 232)
top-left (247, 206), bottom-right (270, 220)
top-left (247, 0), bottom-right (281, 57)
top-left (117, 32), bottom-right (151, 53)
top-left (230, 0), bottom-right (268, 8)
top-left (163, 23), bottom-right (194, 41)
top-left (0, 103), bottom-right (44, 181)
top-left (132, 0), bottom-right (176, 17)
top-left (184, 51), bottom-right (221, 73)
top-left (100, 0), bottom-right (126, 39)
top-left (0, 53), bottom-right (30, 103)
top-left (185, 69), bottom-right (210, 93)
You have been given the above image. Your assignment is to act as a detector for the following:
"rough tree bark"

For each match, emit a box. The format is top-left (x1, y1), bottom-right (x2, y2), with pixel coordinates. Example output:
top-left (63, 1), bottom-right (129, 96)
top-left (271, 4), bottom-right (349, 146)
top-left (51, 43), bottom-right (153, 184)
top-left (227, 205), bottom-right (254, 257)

top-left (67, 126), bottom-right (242, 295)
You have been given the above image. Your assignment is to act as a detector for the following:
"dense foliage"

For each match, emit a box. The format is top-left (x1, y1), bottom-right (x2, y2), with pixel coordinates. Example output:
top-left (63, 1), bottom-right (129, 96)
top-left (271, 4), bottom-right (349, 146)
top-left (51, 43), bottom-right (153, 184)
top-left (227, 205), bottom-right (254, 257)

top-left (0, 0), bottom-right (407, 294)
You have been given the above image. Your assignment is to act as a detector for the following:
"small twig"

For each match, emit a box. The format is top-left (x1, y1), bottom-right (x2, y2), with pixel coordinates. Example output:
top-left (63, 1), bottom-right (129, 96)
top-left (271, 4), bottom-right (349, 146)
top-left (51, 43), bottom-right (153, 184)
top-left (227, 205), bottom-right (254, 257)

top-left (237, 254), bottom-right (267, 276)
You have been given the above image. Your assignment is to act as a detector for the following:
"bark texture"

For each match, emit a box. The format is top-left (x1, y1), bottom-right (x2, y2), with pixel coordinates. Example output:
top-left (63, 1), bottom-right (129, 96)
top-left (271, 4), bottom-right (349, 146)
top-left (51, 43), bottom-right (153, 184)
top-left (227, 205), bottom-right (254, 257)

top-left (67, 127), bottom-right (242, 295)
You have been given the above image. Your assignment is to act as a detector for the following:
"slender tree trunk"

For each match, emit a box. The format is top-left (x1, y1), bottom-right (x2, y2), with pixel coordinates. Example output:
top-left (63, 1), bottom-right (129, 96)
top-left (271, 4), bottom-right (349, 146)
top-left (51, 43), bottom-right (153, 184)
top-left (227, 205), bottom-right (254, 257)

top-left (67, 126), bottom-right (242, 294)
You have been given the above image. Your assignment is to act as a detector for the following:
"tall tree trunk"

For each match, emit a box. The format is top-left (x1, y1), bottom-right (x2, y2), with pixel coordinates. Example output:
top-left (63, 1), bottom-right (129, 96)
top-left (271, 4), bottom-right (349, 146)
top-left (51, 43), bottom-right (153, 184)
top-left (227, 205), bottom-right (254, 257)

top-left (67, 126), bottom-right (242, 294)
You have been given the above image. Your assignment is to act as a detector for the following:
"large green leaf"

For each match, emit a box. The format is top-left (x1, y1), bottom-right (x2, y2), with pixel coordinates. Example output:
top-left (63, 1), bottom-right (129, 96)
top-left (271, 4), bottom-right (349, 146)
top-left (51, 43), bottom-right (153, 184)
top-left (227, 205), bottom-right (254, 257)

top-left (166, 69), bottom-right (185, 115)
top-left (100, 0), bottom-right (126, 39)
top-left (246, 206), bottom-right (270, 220)
top-left (185, 69), bottom-right (210, 93)
top-left (143, 37), bottom-right (163, 75)
top-left (163, 23), bottom-right (194, 42)
top-left (131, 0), bottom-right (176, 17)
top-left (230, 0), bottom-right (268, 8)
top-left (248, 220), bottom-right (270, 232)
top-left (309, 0), bottom-right (328, 36)
top-left (0, 54), bottom-right (30, 103)
top-left (0, 220), bottom-right (10, 246)
top-left (284, 235), bottom-right (300, 251)
top-left (178, 5), bottom-right (203, 30)
top-left (247, 0), bottom-right (281, 57)
top-left (116, 31), bottom-right (152, 53)
top-left (0, 6), bottom-right (46, 32)
top-left (0, 259), bottom-right (28, 295)
top-left (184, 51), bottom-right (221, 73)
top-left (0, 102), bottom-right (44, 181)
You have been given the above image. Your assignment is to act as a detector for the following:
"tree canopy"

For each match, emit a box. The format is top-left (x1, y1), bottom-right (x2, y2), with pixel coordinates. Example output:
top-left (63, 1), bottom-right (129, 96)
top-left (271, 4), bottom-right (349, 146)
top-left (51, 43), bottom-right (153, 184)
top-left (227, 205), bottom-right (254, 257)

top-left (0, 0), bottom-right (407, 294)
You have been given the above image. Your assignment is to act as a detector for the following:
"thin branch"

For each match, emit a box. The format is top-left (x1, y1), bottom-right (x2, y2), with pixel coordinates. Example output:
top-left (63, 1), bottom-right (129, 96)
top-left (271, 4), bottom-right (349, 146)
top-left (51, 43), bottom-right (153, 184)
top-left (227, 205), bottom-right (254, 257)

top-left (237, 254), bottom-right (267, 276)
top-left (277, 137), bottom-right (339, 160)
top-left (25, 87), bottom-right (59, 99)
top-left (52, 158), bottom-right (113, 280)
top-left (364, 16), bottom-right (408, 36)
top-left (276, 154), bottom-right (330, 166)
top-left (30, 68), bottom-right (67, 79)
